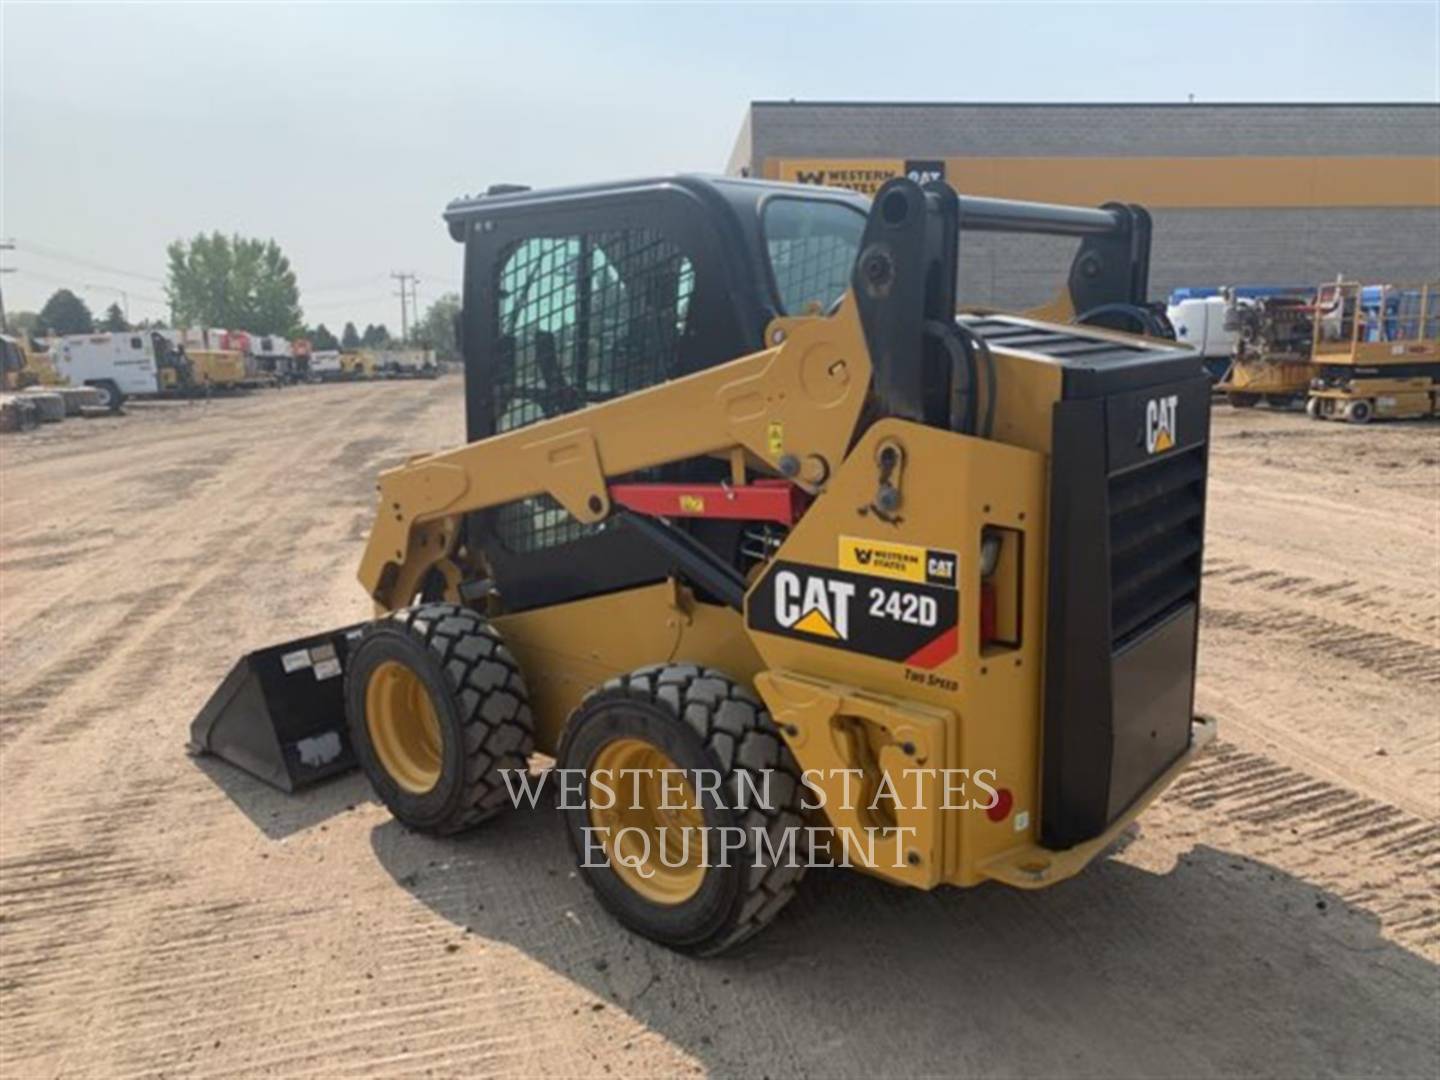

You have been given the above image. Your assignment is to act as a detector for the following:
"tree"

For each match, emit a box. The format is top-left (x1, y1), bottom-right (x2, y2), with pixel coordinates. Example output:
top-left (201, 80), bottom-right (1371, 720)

top-left (165, 232), bottom-right (302, 335)
top-left (8, 311), bottom-right (42, 339)
top-left (310, 323), bottom-right (340, 351)
top-left (341, 321), bottom-right (360, 350)
top-left (39, 289), bottom-right (94, 335)
top-left (361, 323), bottom-right (391, 347)
top-left (416, 293), bottom-right (462, 363)
top-left (100, 302), bottom-right (129, 332)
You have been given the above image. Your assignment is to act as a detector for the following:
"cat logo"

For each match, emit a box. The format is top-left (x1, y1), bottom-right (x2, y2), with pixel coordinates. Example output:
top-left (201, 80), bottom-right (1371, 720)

top-left (905, 159), bottom-right (946, 186)
top-left (1146, 393), bottom-right (1179, 454)
top-left (927, 554), bottom-right (956, 583)
top-left (773, 569), bottom-right (854, 640)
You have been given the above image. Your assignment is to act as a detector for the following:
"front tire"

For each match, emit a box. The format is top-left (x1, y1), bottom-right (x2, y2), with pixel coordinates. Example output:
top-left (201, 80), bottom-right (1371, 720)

top-left (558, 665), bottom-right (807, 955)
top-left (345, 603), bottom-right (534, 834)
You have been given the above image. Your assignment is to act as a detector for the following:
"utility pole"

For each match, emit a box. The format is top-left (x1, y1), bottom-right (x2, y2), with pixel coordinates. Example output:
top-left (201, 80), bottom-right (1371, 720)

top-left (410, 276), bottom-right (421, 341)
top-left (391, 271), bottom-right (416, 340)
top-left (0, 240), bottom-right (14, 334)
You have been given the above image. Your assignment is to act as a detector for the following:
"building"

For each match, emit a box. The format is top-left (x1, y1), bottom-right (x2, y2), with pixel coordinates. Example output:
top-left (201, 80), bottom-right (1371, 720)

top-left (728, 102), bottom-right (1440, 308)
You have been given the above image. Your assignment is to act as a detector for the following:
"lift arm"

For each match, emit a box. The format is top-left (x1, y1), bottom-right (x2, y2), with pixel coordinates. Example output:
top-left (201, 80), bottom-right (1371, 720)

top-left (357, 299), bottom-right (874, 609)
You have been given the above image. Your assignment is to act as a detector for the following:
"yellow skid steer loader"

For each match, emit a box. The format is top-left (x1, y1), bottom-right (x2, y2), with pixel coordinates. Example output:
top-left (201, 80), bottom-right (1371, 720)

top-left (192, 176), bottom-right (1215, 954)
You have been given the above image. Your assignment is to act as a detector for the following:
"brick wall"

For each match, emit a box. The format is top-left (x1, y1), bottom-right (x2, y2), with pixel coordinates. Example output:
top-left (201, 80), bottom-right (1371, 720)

top-left (739, 103), bottom-right (1440, 304)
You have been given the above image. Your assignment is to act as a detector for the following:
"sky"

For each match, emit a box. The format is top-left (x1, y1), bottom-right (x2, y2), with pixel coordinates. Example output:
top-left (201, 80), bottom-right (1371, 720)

top-left (2, 1), bottom-right (1437, 330)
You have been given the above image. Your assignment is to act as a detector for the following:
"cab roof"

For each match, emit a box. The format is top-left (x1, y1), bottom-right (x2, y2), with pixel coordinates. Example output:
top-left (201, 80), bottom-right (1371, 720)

top-left (442, 173), bottom-right (869, 242)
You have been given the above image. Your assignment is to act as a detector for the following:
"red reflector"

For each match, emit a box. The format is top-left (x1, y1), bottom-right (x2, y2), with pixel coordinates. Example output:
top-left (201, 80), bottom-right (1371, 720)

top-left (986, 787), bottom-right (1014, 823)
top-left (980, 581), bottom-right (998, 644)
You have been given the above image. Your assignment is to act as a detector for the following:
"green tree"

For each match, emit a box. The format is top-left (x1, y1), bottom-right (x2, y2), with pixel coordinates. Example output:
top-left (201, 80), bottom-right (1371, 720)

top-left (310, 323), bottom-right (340, 351)
top-left (100, 302), bottom-right (129, 332)
top-left (39, 289), bottom-right (94, 335)
top-left (165, 232), bottom-right (303, 335)
top-left (341, 321), bottom-right (361, 349)
top-left (361, 323), bottom-right (391, 347)
top-left (8, 311), bottom-right (42, 339)
top-left (416, 293), bottom-right (461, 363)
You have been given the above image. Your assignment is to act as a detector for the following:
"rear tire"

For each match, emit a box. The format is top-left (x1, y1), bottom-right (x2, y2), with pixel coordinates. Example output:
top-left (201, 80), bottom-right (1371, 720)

top-left (1228, 392), bottom-right (1258, 409)
top-left (87, 379), bottom-right (124, 411)
top-left (1346, 399), bottom-right (1373, 425)
top-left (345, 602), bottom-right (534, 834)
top-left (558, 664), bottom-right (807, 955)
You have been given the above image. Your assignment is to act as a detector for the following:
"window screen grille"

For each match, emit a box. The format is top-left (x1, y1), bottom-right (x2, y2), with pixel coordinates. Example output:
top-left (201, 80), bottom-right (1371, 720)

top-left (491, 228), bottom-right (694, 553)
top-left (762, 199), bottom-right (866, 316)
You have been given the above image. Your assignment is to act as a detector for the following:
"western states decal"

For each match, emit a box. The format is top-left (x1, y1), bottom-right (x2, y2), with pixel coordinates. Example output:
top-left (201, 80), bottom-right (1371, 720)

top-left (838, 536), bottom-right (957, 588)
top-left (747, 561), bottom-right (959, 669)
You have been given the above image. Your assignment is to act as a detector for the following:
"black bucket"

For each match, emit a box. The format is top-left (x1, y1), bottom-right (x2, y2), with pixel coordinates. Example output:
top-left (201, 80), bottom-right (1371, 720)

top-left (189, 624), bottom-right (368, 792)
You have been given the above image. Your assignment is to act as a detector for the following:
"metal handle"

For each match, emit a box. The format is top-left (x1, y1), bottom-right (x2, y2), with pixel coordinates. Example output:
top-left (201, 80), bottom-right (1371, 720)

top-left (955, 194), bottom-right (1126, 238)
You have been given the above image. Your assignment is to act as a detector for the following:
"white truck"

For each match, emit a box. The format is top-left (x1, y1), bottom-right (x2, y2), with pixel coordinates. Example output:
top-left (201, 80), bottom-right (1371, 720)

top-left (310, 350), bottom-right (345, 380)
top-left (1166, 295), bottom-right (1235, 382)
top-left (374, 348), bottom-right (438, 378)
top-left (48, 331), bottom-right (169, 408)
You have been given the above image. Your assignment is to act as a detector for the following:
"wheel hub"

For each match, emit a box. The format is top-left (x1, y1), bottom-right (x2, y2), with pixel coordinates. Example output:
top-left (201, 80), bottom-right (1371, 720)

top-left (588, 738), bottom-right (705, 904)
top-left (365, 660), bottom-right (443, 794)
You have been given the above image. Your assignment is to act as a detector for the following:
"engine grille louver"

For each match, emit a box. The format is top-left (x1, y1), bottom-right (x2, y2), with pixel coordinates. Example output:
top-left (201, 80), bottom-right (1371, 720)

top-left (1108, 446), bottom-right (1206, 647)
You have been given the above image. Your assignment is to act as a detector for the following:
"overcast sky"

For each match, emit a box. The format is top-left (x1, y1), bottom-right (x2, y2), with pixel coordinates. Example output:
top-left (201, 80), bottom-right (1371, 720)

top-left (3, 1), bottom-right (1436, 330)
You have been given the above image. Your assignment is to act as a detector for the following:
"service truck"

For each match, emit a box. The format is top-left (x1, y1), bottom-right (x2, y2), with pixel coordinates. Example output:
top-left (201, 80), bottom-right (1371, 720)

top-left (48, 331), bottom-right (174, 408)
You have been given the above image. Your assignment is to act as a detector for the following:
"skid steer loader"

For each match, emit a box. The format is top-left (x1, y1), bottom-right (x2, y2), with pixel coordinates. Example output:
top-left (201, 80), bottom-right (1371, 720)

top-left (192, 175), bottom-right (1215, 954)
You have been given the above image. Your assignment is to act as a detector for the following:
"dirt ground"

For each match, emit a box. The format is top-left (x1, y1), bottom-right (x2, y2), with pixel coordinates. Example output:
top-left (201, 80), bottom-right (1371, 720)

top-left (1, 380), bottom-right (1436, 1078)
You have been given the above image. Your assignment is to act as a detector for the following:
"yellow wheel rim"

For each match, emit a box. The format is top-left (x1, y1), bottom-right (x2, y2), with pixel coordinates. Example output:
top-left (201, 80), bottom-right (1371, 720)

top-left (366, 660), bottom-right (443, 794)
top-left (588, 738), bottom-right (706, 905)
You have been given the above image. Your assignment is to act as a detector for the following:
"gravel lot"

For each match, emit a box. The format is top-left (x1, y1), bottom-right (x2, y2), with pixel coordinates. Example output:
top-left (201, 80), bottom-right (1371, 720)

top-left (1, 380), bottom-right (1436, 1078)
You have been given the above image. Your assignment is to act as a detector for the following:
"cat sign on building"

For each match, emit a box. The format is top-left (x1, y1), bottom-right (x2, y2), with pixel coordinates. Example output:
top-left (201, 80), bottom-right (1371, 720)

top-left (778, 159), bottom-right (946, 194)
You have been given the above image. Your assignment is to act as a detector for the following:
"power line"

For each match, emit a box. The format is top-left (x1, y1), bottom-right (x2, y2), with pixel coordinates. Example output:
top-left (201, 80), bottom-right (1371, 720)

top-left (12, 240), bottom-right (166, 285)
top-left (305, 272), bottom-right (391, 294)
top-left (9, 266), bottom-right (169, 309)
top-left (304, 292), bottom-right (393, 312)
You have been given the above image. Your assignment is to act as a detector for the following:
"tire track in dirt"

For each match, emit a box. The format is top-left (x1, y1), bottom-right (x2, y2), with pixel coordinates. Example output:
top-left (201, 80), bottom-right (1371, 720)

top-left (1204, 558), bottom-right (1440, 639)
top-left (1, 382), bottom-right (463, 1077)
top-left (0, 385), bottom-right (398, 754)
top-left (1166, 741), bottom-right (1440, 951)
top-left (1202, 607), bottom-right (1440, 685)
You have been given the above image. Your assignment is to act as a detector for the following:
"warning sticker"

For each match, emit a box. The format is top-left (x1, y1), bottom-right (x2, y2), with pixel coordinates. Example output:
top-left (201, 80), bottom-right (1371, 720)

top-left (766, 420), bottom-right (784, 457)
top-left (838, 536), bottom-right (958, 589)
top-left (281, 649), bottom-right (312, 674)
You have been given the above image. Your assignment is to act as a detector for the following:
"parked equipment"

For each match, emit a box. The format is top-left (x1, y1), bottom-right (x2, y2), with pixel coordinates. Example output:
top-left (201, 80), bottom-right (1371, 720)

top-left (1307, 282), bottom-right (1440, 422)
top-left (375, 348), bottom-right (438, 379)
top-left (311, 350), bottom-right (345, 381)
top-left (339, 351), bottom-right (377, 379)
top-left (1167, 286), bottom-right (1312, 384)
top-left (186, 348), bottom-right (249, 391)
top-left (1, 333), bottom-right (61, 390)
top-left (192, 176), bottom-right (1215, 954)
top-left (48, 330), bottom-right (170, 408)
top-left (1215, 288), bottom-right (1320, 408)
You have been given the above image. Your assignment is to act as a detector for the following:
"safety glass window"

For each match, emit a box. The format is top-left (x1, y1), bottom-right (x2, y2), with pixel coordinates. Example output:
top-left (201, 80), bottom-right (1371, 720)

top-left (763, 198), bottom-right (866, 316)
top-left (491, 228), bottom-right (695, 552)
